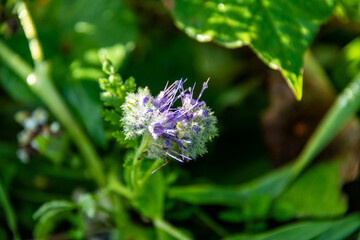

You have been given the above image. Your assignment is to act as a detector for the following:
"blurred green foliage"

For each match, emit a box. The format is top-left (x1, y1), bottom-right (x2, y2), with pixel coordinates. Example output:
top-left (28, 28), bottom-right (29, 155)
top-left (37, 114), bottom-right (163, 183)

top-left (0, 0), bottom-right (360, 239)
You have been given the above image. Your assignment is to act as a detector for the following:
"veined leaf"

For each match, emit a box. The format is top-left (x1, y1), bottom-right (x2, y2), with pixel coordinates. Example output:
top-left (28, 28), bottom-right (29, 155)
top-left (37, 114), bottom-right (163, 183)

top-left (172, 0), bottom-right (336, 100)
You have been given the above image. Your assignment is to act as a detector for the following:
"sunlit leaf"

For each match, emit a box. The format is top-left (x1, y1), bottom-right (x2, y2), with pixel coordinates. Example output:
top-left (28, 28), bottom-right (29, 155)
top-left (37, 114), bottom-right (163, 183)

top-left (172, 0), bottom-right (336, 100)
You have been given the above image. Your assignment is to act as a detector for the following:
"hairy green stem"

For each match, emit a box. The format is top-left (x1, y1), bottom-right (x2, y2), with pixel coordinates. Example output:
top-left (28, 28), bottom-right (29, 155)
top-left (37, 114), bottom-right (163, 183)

top-left (0, 3), bottom-right (105, 186)
top-left (153, 218), bottom-right (192, 240)
top-left (108, 165), bottom-right (133, 199)
top-left (131, 135), bottom-right (150, 193)
top-left (138, 158), bottom-right (163, 188)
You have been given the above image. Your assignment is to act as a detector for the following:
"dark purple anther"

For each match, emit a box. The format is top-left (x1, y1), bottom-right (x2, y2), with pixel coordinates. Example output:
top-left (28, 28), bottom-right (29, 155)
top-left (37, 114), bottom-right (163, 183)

top-left (152, 99), bottom-right (160, 108)
top-left (148, 122), bottom-right (165, 140)
top-left (197, 78), bottom-right (210, 101)
top-left (192, 126), bottom-right (200, 132)
top-left (186, 113), bottom-right (194, 120)
top-left (200, 109), bottom-right (209, 118)
top-left (159, 96), bottom-right (167, 105)
top-left (203, 81), bottom-right (208, 89)
top-left (167, 122), bottom-right (176, 128)
top-left (165, 139), bottom-right (173, 147)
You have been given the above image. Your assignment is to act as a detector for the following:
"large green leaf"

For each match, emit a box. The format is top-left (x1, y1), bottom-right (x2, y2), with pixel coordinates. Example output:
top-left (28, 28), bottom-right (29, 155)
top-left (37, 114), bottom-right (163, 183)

top-left (132, 170), bottom-right (165, 218)
top-left (172, 0), bottom-right (336, 100)
top-left (272, 160), bottom-right (346, 221)
top-left (224, 213), bottom-right (360, 240)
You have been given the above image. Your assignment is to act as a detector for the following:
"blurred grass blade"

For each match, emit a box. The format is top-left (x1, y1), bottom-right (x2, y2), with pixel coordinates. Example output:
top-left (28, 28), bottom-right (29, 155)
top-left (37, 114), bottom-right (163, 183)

top-left (223, 213), bottom-right (360, 240)
top-left (0, 181), bottom-right (20, 240)
top-left (293, 73), bottom-right (360, 175)
top-left (153, 218), bottom-right (192, 240)
top-left (317, 213), bottom-right (360, 240)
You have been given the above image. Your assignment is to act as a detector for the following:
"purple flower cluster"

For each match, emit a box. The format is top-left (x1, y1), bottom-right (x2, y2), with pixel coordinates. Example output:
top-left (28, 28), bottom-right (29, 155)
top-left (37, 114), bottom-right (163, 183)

top-left (122, 79), bottom-right (217, 162)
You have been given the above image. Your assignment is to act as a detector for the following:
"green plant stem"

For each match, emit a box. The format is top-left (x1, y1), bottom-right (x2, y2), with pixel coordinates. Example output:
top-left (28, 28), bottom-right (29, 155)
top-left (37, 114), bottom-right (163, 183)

top-left (138, 158), bottom-right (163, 187)
top-left (108, 166), bottom-right (133, 199)
top-left (131, 135), bottom-right (150, 194)
top-left (19, 1), bottom-right (104, 187)
top-left (153, 218), bottom-right (192, 240)
top-left (16, 1), bottom-right (44, 63)
top-left (0, 40), bottom-right (32, 79)
top-left (0, 33), bottom-right (105, 186)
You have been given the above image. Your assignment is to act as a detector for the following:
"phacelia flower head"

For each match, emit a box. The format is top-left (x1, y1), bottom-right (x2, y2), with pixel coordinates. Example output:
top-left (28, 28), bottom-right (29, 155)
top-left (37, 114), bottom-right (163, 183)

top-left (121, 79), bottom-right (217, 163)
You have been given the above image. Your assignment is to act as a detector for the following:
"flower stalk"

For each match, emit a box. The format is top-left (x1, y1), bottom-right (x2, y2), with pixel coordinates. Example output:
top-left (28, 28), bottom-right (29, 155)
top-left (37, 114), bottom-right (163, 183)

top-left (131, 135), bottom-right (150, 194)
top-left (0, 2), bottom-right (105, 186)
